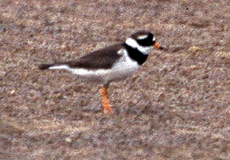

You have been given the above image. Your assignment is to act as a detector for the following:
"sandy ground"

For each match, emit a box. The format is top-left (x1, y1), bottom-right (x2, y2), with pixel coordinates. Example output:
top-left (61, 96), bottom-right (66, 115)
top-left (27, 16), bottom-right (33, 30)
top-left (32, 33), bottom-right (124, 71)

top-left (1, 0), bottom-right (230, 159)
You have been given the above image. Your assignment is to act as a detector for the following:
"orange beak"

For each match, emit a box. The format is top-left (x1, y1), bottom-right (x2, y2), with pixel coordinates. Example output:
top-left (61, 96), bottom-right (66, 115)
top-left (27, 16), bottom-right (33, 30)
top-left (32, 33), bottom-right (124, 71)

top-left (154, 42), bottom-right (164, 50)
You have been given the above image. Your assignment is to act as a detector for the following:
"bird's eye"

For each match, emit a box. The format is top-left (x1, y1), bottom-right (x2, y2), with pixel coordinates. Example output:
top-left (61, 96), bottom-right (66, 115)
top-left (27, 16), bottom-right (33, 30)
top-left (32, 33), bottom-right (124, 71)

top-left (137, 35), bottom-right (148, 40)
top-left (152, 36), bottom-right (156, 42)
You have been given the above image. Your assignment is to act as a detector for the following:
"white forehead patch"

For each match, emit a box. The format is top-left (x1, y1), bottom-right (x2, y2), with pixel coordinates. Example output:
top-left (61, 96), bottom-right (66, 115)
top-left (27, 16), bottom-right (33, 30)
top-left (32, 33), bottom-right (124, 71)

top-left (137, 34), bottom-right (148, 40)
top-left (152, 36), bottom-right (156, 42)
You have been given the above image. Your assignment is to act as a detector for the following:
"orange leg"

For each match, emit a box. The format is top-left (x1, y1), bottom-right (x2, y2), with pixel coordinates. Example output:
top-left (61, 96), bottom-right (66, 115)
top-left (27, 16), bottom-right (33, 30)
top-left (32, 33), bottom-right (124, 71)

top-left (100, 86), bottom-right (114, 114)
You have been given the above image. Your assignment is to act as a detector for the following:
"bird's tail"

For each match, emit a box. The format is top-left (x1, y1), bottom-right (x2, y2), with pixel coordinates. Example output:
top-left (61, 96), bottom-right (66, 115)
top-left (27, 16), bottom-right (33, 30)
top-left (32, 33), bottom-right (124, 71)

top-left (38, 64), bottom-right (53, 70)
top-left (38, 63), bottom-right (70, 70)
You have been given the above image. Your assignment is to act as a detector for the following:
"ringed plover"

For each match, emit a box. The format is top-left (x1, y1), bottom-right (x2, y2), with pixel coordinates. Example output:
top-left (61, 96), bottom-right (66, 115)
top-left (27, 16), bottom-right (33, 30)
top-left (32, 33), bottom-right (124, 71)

top-left (39, 31), bottom-right (164, 114)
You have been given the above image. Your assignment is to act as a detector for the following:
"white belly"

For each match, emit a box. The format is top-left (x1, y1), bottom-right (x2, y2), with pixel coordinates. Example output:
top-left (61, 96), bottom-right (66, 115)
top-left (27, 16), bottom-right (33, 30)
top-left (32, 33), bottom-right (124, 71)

top-left (49, 50), bottom-right (141, 84)
top-left (71, 51), bottom-right (140, 83)
top-left (105, 54), bottom-right (140, 82)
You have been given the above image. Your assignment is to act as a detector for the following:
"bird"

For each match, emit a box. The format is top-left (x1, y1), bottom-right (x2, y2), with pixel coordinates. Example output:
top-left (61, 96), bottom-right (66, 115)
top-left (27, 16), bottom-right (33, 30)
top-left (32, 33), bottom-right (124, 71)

top-left (39, 31), bottom-right (164, 114)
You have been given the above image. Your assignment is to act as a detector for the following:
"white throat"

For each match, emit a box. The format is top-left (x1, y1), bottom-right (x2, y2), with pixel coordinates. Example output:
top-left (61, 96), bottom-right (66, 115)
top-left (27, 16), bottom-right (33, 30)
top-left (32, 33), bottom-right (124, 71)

top-left (125, 38), bottom-right (153, 55)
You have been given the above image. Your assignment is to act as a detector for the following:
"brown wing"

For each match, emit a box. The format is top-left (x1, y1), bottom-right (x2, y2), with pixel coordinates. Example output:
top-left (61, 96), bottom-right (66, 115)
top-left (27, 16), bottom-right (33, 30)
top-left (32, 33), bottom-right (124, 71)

top-left (67, 43), bottom-right (124, 69)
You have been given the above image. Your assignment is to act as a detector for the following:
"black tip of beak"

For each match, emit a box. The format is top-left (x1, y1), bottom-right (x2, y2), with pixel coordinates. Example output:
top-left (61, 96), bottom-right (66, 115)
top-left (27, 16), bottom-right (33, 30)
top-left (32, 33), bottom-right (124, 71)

top-left (159, 46), bottom-right (164, 50)
top-left (154, 42), bottom-right (164, 50)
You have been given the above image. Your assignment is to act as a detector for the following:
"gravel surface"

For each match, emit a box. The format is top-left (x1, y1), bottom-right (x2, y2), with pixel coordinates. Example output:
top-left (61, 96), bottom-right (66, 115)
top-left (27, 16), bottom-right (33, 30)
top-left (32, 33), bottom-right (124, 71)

top-left (1, 0), bottom-right (230, 159)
